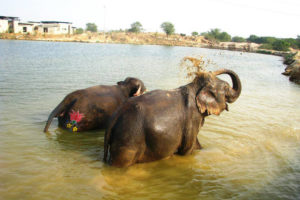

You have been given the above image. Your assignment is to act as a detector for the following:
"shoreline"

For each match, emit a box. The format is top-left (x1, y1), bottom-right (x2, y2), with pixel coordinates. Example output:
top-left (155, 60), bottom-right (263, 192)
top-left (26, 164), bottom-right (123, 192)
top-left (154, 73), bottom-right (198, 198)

top-left (1, 32), bottom-right (299, 84)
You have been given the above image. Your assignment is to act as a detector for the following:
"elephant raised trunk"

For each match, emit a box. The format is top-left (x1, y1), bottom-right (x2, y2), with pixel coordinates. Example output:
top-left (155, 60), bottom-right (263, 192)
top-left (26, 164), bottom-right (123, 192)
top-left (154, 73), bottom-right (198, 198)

top-left (213, 69), bottom-right (242, 103)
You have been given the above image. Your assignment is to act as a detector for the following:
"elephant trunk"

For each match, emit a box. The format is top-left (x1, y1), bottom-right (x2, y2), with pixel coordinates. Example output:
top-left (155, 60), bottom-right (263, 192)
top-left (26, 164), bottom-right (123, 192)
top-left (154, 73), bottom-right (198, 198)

top-left (213, 69), bottom-right (242, 103)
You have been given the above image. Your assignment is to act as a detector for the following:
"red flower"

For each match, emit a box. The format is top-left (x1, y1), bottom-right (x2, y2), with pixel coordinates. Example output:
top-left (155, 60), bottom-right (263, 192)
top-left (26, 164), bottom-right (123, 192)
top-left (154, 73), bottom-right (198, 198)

top-left (69, 110), bottom-right (84, 123)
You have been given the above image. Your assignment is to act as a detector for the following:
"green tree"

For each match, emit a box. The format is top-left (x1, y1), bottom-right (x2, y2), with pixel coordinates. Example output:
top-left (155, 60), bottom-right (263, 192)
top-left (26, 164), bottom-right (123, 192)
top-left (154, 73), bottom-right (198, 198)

top-left (86, 23), bottom-right (97, 32)
top-left (75, 28), bottom-right (84, 34)
top-left (160, 22), bottom-right (175, 36)
top-left (247, 35), bottom-right (259, 43)
top-left (128, 21), bottom-right (143, 33)
top-left (191, 31), bottom-right (198, 36)
top-left (219, 32), bottom-right (231, 42)
top-left (232, 36), bottom-right (246, 42)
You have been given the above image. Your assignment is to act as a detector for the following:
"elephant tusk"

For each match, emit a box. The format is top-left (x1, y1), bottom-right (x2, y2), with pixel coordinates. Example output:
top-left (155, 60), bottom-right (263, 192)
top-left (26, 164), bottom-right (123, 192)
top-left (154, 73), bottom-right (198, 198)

top-left (133, 86), bottom-right (141, 96)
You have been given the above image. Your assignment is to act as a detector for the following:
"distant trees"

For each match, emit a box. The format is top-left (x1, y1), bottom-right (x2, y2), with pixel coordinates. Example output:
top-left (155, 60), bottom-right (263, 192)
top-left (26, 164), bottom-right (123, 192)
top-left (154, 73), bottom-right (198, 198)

top-left (75, 28), bottom-right (84, 34)
top-left (247, 35), bottom-right (276, 44)
top-left (128, 21), bottom-right (143, 33)
top-left (247, 34), bottom-right (299, 51)
top-left (232, 36), bottom-right (246, 42)
top-left (201, 28), bottom-right (231, 42)
top-left (160, 22), bottom-right (175, 36)
top-left (191, 31), bottom-right (199, 36)
top-left (86, 23), bottom-right (97, 32)
top-left (272, 40), bottom-right (290, 51)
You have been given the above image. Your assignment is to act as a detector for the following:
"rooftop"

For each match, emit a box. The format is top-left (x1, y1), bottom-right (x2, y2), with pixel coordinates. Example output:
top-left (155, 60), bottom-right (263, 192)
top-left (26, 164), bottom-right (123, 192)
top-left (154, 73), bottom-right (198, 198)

top-left (19, 22), bottom-right (34, 26)
top-left (0, 16), bottom-right (20, 20)
top-left (41, 21), bottom-right (72, 24)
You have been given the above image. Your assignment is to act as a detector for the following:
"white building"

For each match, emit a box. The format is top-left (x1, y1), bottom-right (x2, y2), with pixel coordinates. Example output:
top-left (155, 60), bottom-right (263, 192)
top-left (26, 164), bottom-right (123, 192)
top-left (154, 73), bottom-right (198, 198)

top-left (17, 22), bottom-right (34, 33)
top-left (0, 16), bottom-right (20, 33)
top-left (0, 16), bottom-right (74, 34)
top-left (0, 18), bottom-right (9, 33)
top-left (37, 21), bottom-right (73, 34)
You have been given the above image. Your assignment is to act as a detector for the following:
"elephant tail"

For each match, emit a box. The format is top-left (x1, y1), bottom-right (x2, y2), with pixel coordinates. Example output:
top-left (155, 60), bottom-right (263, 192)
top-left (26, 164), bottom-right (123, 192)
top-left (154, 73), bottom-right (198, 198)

top-left (43, 98), bottom-right (77, 132)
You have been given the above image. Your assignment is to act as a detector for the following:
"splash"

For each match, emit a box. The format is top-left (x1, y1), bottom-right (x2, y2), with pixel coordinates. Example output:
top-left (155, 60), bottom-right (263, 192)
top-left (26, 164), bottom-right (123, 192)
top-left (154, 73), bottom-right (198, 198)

top-left (180, 56), bottom-right (216, 79)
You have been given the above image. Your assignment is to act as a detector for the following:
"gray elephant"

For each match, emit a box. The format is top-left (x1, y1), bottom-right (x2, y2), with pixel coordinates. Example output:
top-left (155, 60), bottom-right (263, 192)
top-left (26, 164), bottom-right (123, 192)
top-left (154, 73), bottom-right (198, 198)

top-left (104, 69), bottom-right (241, 167)
top-left (44, 77), bottom-right (146, 132)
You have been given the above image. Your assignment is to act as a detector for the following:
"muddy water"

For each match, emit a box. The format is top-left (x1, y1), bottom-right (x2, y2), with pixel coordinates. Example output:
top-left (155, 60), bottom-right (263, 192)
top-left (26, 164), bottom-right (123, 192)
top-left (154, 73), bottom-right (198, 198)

top-left (0, 40), bottom-right (299, 200)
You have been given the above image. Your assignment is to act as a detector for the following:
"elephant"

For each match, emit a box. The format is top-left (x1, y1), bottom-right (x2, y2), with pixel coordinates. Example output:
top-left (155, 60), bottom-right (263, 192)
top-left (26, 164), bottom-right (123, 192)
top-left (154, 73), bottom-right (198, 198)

top-left (103, 69), bottom-right (241, 167)
top-left (44, 77), bottom-right (146, 132)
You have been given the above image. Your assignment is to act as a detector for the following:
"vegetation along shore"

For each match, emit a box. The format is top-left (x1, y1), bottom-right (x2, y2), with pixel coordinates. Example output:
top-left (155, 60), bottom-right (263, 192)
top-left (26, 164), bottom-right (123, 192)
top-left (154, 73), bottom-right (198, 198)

top-left (1, 23), bottom-right (299, 84)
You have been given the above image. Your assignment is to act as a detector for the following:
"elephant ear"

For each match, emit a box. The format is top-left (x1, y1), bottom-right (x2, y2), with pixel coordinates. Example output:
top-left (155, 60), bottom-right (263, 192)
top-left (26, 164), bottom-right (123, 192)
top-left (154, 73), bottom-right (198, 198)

top-left (117, 81), bottom-right (125, 85)
top-left (196, 88), bottom-right (222, 115)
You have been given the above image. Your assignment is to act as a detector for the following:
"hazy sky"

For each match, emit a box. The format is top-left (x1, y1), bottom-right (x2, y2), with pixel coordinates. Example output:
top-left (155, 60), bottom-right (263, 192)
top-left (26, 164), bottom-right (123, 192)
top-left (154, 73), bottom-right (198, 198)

top-left (1, 0), bottom-right (299, 38)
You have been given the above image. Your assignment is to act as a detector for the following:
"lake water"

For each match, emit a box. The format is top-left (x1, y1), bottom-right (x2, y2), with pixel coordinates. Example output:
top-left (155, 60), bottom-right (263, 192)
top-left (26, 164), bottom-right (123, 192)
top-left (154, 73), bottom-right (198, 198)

top-left (0, 40), bottom-right (300, 200)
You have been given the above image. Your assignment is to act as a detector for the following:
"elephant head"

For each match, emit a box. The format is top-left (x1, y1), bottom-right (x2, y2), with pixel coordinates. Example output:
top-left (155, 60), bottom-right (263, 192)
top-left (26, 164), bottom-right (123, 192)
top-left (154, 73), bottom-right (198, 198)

top-left (117, 77), bottom-right (146, 97)
top-left (194, 69), bottom-right (242, 116)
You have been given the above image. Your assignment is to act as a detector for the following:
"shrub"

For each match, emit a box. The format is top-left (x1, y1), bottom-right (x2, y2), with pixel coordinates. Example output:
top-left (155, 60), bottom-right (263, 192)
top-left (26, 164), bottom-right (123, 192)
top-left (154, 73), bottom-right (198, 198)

top-left (272, 40), bottom-right (290, 51)
top-left (256, 50), bottom-right (272, 54)
top-left (201, 28), bottom-right (231, 42)
top-left (191, 32), bottom-right (198, 36)
top-left (259, 43), bottom-right (273, 50)
top-left (283, 52), bottom-right (296, 65)
top-left (75, 28), bottom-right (84, 34)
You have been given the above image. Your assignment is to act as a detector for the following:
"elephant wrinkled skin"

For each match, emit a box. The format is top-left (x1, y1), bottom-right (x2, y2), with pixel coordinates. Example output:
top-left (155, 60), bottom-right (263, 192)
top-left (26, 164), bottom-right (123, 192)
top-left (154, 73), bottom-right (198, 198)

top-left (104, 69), bottom-right (242, 167)
top-left (44, 77), bottom-right (146, 132)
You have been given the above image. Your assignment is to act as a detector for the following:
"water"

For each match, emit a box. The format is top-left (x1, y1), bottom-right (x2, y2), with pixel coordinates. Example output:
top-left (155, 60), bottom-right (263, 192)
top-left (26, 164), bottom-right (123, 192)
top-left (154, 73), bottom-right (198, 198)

top-left (0, 40), bottom-right (300, 200)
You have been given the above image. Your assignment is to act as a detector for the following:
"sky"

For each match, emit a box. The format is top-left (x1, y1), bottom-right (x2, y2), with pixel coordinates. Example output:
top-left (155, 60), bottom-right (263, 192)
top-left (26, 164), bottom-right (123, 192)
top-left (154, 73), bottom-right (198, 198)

top-left (1, 0), bottom-right (299, 38)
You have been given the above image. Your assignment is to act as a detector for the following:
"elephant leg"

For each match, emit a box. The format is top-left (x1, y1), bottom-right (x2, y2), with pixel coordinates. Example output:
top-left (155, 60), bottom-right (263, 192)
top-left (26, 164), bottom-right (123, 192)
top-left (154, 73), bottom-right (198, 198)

top-left (177, 124), bottom-right (200, 155)
top-left (194, 138), bottom-right (203, 150)
top-left (110, 147), bottom-right (138, 168)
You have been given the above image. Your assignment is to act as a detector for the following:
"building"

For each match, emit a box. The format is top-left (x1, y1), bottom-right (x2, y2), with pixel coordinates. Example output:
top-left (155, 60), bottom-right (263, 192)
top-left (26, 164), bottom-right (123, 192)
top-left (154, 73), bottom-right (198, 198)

top-left (37, 21), bottom-right (73, 34)
top-left (0, 16), bottom-right (20, 33)
top-left (17, 22), bottom-right (34, 33)
top-left (0, 16), bottom-right (74, 34)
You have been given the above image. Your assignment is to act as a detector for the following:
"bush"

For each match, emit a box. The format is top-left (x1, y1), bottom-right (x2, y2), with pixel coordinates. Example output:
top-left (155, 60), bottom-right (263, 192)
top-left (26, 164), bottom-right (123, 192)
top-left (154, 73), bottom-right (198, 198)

top-left (8, 27), bottom-right (14, 33)
top-left (256, 50), bottom-right (272, 54)
top-left (259, 43), bottom-right (273, 50)
top-left (201, 28), bottom-right (231, 42)
top-left (283, 52), bottom-right (296, 65)
top-left (248, 34), bottom-right (296, 51)
top-left (272, 40), bottom-right (290, 51)
top-left (191, 32), bottom-right (198, 36)
top-left (75, 28), bottom-right (84, 34)
top-left (247, 35), bottom-right (276, 44)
